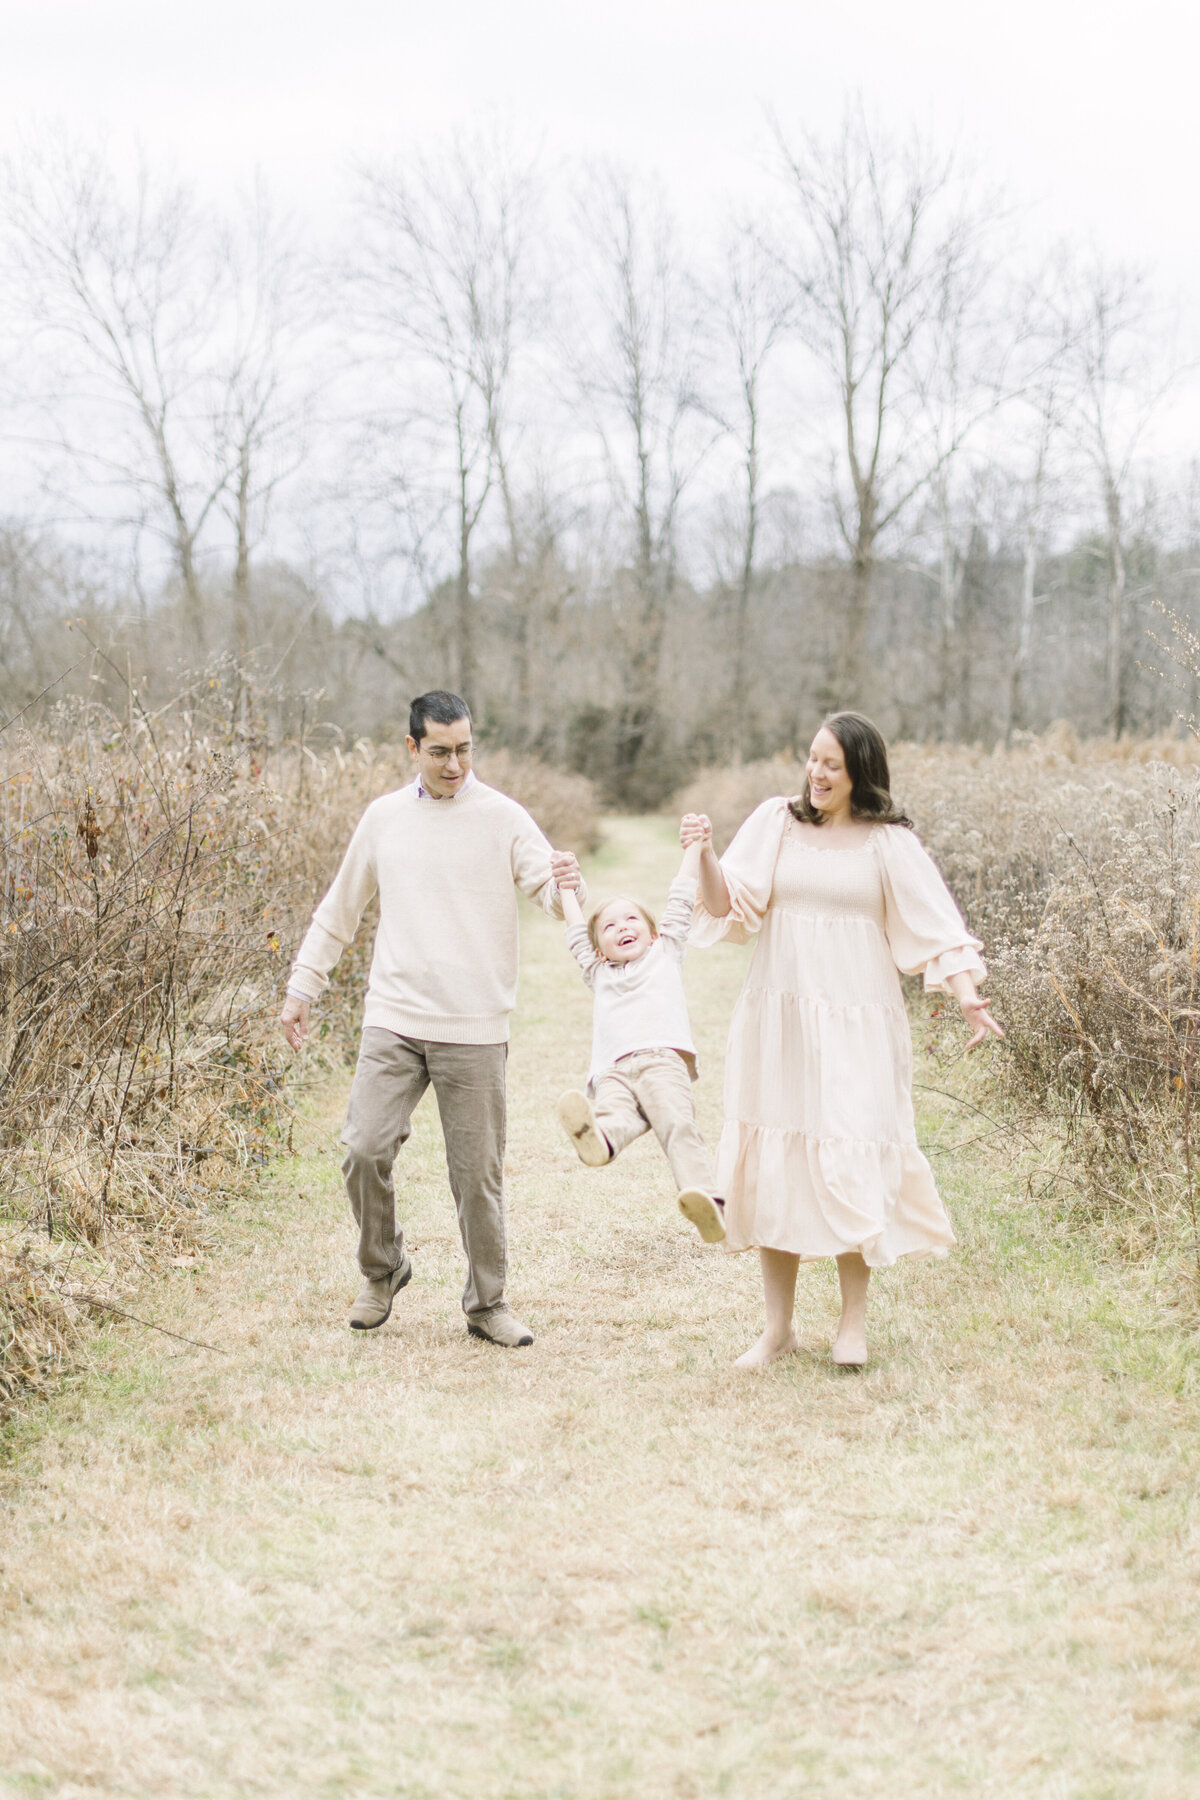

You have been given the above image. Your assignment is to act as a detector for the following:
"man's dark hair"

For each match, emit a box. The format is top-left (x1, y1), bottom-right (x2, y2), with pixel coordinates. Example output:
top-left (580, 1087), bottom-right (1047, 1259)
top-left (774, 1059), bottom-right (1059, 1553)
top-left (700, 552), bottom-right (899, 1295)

top-left (408, 691), bottom-right (472, 745)
top-left (789, 710), bottom-right (913, 829)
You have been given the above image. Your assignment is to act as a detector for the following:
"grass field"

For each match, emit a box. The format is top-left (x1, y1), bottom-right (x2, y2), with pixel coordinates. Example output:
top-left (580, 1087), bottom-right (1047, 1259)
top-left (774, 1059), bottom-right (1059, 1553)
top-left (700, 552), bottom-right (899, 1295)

top-left (2, 816), bottom-right (1199, 1799)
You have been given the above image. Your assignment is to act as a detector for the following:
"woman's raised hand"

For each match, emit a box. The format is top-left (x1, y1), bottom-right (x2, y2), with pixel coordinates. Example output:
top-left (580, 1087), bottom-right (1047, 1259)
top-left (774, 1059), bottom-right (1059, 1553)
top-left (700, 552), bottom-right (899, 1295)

top-left (680, 812), bottom-right (712, 849)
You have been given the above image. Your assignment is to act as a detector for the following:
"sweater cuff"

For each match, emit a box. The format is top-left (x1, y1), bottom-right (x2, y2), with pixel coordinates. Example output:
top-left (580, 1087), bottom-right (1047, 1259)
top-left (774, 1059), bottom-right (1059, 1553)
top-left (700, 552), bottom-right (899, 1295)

top-left (922, 945), bottom-right (987, 994)
top-left (286, 964), bottom-right (327, 1003)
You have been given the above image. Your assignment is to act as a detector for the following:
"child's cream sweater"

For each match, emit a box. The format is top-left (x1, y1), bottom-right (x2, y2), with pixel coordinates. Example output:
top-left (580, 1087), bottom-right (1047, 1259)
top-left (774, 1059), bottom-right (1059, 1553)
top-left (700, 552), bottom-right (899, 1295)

top-left (289, 779), bottom-right (576, 1044)
top-left (565, 876), bottom-right (699, 1088)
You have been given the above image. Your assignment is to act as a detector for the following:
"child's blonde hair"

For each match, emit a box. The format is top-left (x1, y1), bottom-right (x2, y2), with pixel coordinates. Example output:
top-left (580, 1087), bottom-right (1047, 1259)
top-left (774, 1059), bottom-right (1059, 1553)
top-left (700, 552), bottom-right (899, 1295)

top-left (587, 896), bottom-right (658, 953)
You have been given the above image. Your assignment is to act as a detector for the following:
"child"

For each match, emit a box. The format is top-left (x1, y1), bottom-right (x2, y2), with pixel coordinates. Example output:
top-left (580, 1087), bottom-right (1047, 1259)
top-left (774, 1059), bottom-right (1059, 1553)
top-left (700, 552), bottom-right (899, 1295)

top-left (555, 838), bottom-right (725, 1244)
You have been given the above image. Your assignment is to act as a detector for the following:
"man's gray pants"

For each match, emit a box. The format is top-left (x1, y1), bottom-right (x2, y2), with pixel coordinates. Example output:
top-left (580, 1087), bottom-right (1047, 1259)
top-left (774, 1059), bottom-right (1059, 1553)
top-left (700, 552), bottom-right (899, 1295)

top-left (341, 1027), bottom-right (508, 1323)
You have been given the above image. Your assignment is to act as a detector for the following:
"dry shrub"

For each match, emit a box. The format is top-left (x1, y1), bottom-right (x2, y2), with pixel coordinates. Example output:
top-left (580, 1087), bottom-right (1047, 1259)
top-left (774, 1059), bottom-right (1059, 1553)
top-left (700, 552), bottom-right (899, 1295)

top-left (896, 742), bottom-right (1200, 1256)
top-left (0, 708), bottom-right (308, 1321)
top-left (0, 1246), bottom-right (74, 1409)
top-left (0, 693), bottom-right (601, 1414)
top-left (675, 736), bottom-right (1200, 1269)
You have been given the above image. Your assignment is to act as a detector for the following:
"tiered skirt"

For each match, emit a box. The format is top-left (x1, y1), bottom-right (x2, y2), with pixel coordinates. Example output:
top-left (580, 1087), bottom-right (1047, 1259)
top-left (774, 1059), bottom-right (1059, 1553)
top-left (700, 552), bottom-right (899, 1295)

top-left (715, 910), bottom-right (956, 1266)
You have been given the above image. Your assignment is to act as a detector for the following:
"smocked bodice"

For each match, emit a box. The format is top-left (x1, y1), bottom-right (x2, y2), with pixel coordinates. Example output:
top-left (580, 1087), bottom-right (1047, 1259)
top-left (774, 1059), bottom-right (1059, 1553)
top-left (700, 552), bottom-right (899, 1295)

top-left (771, 820), bottom-right (886, 929)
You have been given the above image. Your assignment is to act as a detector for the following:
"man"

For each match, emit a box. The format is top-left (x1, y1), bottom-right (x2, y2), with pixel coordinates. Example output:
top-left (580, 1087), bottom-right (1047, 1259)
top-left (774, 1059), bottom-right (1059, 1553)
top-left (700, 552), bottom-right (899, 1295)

top-left (280, 691), bottom-right (582, 1347)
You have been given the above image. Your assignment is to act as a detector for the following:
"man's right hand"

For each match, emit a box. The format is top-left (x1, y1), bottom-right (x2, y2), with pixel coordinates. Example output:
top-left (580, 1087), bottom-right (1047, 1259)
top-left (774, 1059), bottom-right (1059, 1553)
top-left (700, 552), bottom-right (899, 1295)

top-left (280, 994), bottom-right (310, 1051)
top-left (680, 812), bottom-right (713, 849)
top-left (551, 850), bottom-right (582, 893)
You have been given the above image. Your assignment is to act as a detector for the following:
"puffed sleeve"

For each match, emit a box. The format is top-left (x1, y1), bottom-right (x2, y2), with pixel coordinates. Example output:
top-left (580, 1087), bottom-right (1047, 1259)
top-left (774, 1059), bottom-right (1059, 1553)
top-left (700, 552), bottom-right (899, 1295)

top-left (690, 797), bottom-right (790, 948)
top-left (875, 825), bottom-right (986, 992)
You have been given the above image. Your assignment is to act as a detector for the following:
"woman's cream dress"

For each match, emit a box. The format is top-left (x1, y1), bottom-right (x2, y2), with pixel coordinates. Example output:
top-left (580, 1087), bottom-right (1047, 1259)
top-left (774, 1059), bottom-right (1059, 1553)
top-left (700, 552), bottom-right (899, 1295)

top-left (691, 799), bottom-right (985, 1267)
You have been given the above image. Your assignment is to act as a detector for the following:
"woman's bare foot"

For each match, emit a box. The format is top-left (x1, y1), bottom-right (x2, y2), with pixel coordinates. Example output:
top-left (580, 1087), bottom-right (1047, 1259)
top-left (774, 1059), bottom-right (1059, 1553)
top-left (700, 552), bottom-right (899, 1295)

top-left (735, 1329), bottom-right (800, 1369)
top-left (831, 1322), bottom-right (868, 1368)
top-left (833, 1252), bottom-right (870, 1369)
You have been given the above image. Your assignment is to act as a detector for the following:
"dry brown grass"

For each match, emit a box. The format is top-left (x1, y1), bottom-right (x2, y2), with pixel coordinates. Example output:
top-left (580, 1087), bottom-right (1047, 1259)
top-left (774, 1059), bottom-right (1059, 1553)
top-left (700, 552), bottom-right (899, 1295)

top-left (0, 1245), bottom-right (74, 1408)
top-left (0, 817), bottom-right (1197, 1798)
top-left (0, 691), bottom-right (600, 1417)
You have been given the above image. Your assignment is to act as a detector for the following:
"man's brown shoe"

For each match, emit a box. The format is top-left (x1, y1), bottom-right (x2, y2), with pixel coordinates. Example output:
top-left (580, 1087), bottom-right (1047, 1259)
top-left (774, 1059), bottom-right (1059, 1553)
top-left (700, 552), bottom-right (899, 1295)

top-left (349, 1252), bottom-right (412, 1330)
top-left (467, 1307), bottom-right (534, 1348)
top-left (557, 1090), bottom-right (610, 1167)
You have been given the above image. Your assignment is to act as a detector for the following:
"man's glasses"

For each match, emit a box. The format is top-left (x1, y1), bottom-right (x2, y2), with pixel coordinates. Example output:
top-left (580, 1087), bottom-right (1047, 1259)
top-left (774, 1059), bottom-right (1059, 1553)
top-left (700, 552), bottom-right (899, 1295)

top-left (424, 743), bottom-right (473, 762)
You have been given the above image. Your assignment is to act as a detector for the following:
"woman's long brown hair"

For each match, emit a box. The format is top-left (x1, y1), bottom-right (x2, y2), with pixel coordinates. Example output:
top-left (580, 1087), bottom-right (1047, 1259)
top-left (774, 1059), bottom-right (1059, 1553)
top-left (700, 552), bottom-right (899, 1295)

top-left (789, 711), bottom-right (913, 829)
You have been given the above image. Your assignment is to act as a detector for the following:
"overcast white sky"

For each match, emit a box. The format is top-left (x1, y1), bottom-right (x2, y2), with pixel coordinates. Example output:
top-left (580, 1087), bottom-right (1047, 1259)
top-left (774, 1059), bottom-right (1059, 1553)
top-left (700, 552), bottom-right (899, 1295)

top-left (0, 0), bottom-right (1196, 597)
top-left (2, 0), bottom-right (1198, 291)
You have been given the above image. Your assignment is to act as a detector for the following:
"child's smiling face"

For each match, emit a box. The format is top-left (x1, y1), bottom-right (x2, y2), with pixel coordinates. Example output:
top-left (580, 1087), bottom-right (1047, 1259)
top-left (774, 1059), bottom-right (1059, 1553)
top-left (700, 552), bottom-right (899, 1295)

top-left (594, 898), bottom-right (655, 965)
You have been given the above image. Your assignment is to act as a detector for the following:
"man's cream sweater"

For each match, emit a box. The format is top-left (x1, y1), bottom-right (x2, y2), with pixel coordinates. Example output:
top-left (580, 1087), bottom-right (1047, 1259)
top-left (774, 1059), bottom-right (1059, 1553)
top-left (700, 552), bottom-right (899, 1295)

top-left (288, 779), bottom-right (577, 1045)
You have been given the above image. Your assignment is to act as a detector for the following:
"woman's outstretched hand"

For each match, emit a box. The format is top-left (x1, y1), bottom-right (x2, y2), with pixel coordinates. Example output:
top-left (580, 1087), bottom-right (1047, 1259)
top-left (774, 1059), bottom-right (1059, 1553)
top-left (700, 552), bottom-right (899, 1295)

top-left (960, 994), bottom-right (1004, 1052)
top-left (680, 812), bottom-right (712, 849)
top-left (946, 972), bottom-right (1004, 1052)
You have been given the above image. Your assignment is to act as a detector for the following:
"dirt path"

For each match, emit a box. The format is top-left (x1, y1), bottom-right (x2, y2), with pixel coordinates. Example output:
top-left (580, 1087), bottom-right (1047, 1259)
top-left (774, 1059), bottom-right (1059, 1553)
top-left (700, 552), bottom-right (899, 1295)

top-left (2, 816), bottom-right (1199, 1799)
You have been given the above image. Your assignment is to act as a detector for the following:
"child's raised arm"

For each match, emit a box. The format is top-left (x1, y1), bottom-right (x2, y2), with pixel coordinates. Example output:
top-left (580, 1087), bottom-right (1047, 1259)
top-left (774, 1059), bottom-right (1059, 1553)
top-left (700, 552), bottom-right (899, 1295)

top-left (678, 838), bottom-right (702, 882)
top-left (556, 860), bottom-right (585, 929)
top-left (680, 812), bottom-right (729, 918)
top-left (557, 861), bottom-right (602, 986)
top-left (657, 830), bottom-right (707, 955)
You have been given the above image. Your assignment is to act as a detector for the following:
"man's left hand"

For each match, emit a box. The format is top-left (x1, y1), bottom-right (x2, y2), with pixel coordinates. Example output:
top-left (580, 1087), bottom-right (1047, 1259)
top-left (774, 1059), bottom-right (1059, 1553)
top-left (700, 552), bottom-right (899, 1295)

top-left (280, 993), bottom-right (310, 1051)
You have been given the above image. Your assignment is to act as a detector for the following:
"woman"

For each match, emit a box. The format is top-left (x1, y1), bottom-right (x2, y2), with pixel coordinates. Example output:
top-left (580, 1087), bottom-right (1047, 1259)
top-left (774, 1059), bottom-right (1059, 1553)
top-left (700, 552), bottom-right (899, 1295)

top-left (684, 712), bottom-right (1002, 1370)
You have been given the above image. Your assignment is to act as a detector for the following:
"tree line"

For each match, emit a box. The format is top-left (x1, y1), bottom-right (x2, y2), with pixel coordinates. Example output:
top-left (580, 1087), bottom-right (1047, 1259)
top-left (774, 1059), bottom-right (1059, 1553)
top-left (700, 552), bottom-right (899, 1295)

top-left (0, 108), bottom-right (1196, 802)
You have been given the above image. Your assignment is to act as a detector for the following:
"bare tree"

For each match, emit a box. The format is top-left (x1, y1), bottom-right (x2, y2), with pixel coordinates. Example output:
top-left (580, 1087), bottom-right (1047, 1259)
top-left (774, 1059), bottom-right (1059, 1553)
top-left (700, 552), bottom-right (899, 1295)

top-left (916, 464), bottom-right (997, 740)
top-left (1006, 403), bottom-right (1057, 742)
top-left (771, 102), bottom-right (996, 705)
top-left (918, 236), bottom-right (1010, 737)
top-left (488, 472), bottom-right (577, 745)
top-left (705, 224), bottom-right (791, 739)
top-left (351, 130), bottom-right (541, 707)
top-left (1001, 298), bottom-right (1073, 742)
top-left (568, 166), bottom-right (713, 800)
top-left (1052, 253), bottom-right (1174, 737)
top-left (215, 188), bottom-right (316, 662)
top-left (1, 137), bottom-right (228, 644)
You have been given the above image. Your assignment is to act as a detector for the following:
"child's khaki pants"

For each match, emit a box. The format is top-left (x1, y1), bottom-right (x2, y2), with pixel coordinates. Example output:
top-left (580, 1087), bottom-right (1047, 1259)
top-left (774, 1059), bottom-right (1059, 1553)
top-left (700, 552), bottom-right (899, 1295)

top-left (593, 1047), bottom-right (717, 1194)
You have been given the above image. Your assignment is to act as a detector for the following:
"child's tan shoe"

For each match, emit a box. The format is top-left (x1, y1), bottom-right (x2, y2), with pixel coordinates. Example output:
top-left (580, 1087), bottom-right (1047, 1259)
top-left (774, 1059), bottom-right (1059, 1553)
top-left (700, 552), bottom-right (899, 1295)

top-left (678, 1189), bottom-right (726, 1244)
top-left (557, 1090), bottom-right (610, 1167)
